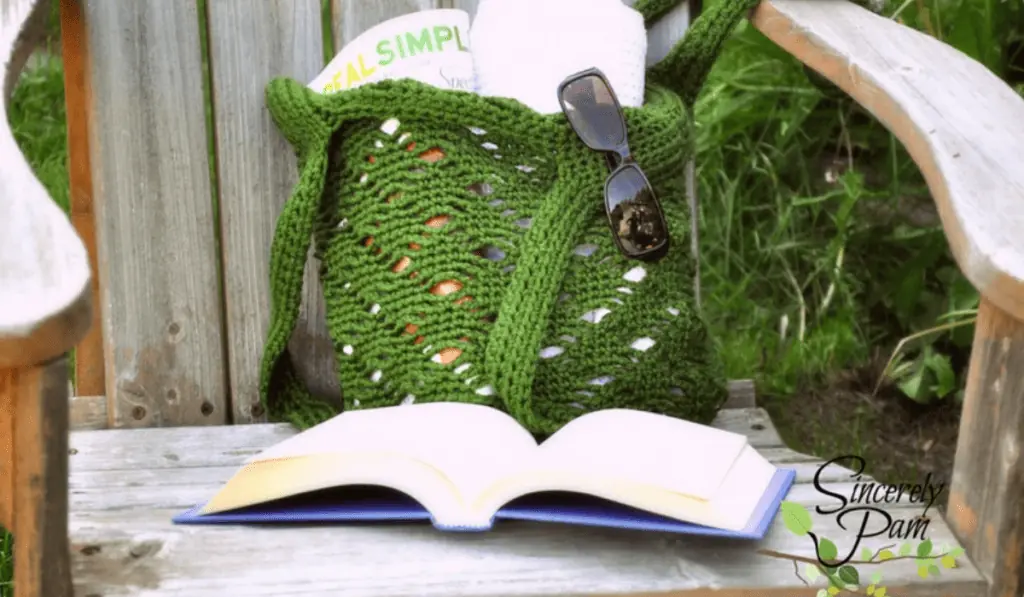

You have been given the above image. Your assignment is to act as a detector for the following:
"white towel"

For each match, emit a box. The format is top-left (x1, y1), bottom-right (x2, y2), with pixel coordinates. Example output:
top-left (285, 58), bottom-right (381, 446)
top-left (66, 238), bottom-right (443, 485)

top-left (470, 0), bottom-right (647, 114)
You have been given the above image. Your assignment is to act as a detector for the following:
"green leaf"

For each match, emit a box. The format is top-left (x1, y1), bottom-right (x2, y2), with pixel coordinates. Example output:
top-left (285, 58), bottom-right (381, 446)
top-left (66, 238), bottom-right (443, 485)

top-left (899, 542), bottom-right (912, 556)
top-left (819, 538), bottom-right (839, 562)
top-left (867, 586), bottom-right (875, 596)
top-left (897, 367), bottom-right (927, 401)
top-left (950, 547), bottom-right (965, 559)
top-left (878, 549), bottom-right (894, 561)
top-left (918, 539), bottom-right (933, 557)
top-left (944, 0), bottom-right (1002, 72)
top-left (780, 501), bottom-right (813, 536)
top-left (827, 586), bottom-right (840, 596)
top-left (860, 546), bottom-right (873, 561)
top-left (838, 566), bottom-right (860, 585)
top-left (941, 555), bottom-right (956, 569)
top-left (805, 564), bottom-right (821, 581)
top-left (871, 572), bottom-right (882, 584)
top-left (925, 351), bottom-right (957, 398)
top-left (928, 564), bottom-right (941, 577)
top-left (918, 565), bottom-right (929, 579)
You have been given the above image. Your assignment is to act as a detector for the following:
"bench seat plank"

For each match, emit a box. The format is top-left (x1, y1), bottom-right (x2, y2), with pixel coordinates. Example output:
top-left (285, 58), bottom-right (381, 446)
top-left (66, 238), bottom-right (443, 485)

top-left (68, 409), bottom-right (985, 596)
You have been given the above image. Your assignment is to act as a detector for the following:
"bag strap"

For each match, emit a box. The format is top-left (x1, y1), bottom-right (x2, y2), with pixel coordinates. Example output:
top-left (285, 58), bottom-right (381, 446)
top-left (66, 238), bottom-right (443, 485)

top-left (258, 80), bottom-right (343, 429)
top-left (258, 0), bottom-right (761, 428)
top-left (639, 0), bottom-right (763, 106)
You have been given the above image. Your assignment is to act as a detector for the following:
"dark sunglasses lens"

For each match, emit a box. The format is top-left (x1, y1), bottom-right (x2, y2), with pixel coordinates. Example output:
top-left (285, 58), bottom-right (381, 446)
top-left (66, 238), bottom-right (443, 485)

top-left (606, 166), bottom-right (668, 258)
top-left (561, 74), bottom-right (626, 151)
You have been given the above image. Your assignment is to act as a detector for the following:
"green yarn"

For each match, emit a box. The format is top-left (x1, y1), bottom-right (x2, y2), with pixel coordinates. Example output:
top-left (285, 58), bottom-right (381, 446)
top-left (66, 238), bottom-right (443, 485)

top-left (259, 0), bottom-right (760, 435)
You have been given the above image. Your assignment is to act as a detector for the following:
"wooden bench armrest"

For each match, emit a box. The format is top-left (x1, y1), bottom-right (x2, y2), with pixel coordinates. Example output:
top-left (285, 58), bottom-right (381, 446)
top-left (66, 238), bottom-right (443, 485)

top-left (1, 0), bottom-right (92, 368)
top-left (754, 0), bottom-right (1024, 322)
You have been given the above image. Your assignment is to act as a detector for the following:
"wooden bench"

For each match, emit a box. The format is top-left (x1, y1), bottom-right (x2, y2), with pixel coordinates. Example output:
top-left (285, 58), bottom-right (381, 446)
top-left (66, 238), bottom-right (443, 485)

top-left (1, 0), bottom-right (1022, 595)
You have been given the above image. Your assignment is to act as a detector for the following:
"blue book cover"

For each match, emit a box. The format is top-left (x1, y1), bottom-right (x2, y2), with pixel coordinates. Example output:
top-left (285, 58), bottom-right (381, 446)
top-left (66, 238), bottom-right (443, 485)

top-left (173, 468), bottom-right (795, 539)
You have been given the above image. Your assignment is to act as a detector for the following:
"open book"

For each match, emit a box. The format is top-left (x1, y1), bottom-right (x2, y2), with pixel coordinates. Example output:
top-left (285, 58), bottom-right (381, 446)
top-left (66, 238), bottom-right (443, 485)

top-left (173, 402), bottom-right (795, 538)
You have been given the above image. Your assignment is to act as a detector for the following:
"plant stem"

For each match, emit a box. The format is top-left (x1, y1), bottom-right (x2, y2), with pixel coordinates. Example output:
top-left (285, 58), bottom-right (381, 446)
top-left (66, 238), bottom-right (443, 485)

top-left (757, 546), bottom-right (952, 566)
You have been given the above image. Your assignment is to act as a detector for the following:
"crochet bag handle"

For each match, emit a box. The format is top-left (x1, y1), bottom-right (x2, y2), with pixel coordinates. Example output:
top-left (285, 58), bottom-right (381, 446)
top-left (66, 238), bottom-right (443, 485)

top-left (637, 0), bottom-right (761, 104)
top-left (258, 0), bottom-right (760, 429)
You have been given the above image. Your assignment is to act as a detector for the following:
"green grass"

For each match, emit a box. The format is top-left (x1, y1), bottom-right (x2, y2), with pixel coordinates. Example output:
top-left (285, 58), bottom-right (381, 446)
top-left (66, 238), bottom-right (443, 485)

top-left (2, 0), bottom-right (1022, 593)
top-left (696, 0), bottom-right (1023, 457)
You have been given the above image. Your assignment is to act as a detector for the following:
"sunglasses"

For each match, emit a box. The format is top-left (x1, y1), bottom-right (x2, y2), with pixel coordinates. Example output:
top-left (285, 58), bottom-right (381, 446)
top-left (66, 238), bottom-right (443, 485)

top-left (557, 67), bottom-right (669, 262)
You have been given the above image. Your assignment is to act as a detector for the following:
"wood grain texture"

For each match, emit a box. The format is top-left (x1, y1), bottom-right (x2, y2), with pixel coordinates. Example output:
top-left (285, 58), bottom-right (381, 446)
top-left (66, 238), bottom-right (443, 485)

top-left (64, 405), bottom-right (777, 473)
top-left (60, 0), bottom-right (104, 397)
top-left (69, 505), bottom-right (984, 597)
top-left (0, 365), bottom-right (11, 530)
top-left (331, 0), bottom-right (441, 49)
top-left (754, 0), bottom-right (1024, 322)
top-left (65, 378), bottom-right (759, 430)
top-left (83, 1), bottom-right (227, 428)
top-left (206, 0), bottom-right (326, 423)
top-left (948, 298), bottom-right (1024, 597)
top-left (69, 394), bottom-right (106, 430)
top-left (723, 379), bottom-right (755, 408)
top-left (0, 0), bottom-right (93, 369)
top-left (66, 408), bottom-right (983, 596)
top-left (2, 359), bottom-right (74, 597)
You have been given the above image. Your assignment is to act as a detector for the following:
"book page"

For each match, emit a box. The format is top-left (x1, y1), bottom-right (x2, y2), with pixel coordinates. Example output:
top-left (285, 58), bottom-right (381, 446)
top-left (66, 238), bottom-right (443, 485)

top-left (535, 409), bottom-right (749, 500)
top-left (251, 402), bottom-right (538, 498)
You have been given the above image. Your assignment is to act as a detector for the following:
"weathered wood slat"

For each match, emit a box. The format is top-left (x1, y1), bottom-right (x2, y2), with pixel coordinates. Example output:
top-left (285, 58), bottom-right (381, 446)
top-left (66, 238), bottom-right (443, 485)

top-left (61, 0), bottom-right (105, 397)
top-left (70, 423), bottom-right (298, 471)
top-left (66, 406), bottom-right (983, 596)
top-left (754, 0), bottom-right (1024, 322)
top-left (68, 403), bottom-right (776, 470)
top-left (206, 0), bottom-right (326, 423)
top-left (332, 0), bottom-right (441, 49)
top-left (83, 0), bottom-right (227, 427)
top-left (0, 375), bottom-right (9, 531)
top-left (948, 298), bottom-right (1024, 597)
top-left (69, 394), bottom-right (106, 431)
top-left (723, 379), bottom-right (755, 408)
top-left (68, 378), bottom-right (760, 432)
top-left (3, 359), bottom-right (75, 597)
top-left (67, 504), bottom-right (985, 597)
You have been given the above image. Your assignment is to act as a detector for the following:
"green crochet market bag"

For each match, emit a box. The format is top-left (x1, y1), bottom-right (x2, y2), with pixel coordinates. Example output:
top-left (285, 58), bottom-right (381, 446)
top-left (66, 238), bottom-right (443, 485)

top-left (259, 0), bottom-right (760, 434)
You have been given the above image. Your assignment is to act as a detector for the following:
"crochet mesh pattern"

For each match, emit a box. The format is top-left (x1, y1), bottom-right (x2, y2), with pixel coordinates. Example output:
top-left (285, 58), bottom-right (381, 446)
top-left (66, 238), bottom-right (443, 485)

top-left (260, 0), bottom-right (760, 435)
